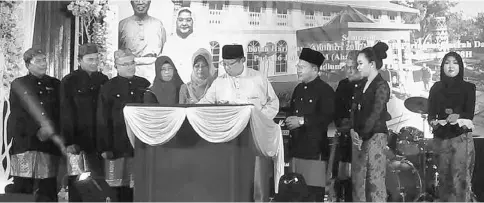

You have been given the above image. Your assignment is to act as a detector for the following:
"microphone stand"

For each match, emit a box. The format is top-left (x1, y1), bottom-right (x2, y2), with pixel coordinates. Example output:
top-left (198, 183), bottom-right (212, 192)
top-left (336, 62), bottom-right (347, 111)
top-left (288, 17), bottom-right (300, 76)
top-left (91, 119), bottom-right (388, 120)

top-left (416, 113), bottom-right (438, 201)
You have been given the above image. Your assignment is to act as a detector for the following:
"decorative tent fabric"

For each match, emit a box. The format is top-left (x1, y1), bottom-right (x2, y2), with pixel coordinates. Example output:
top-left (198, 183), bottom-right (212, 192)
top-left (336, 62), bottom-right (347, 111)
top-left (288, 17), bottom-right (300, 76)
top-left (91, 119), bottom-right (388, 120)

top-left (123, 105), bottom-right (284, 193)
top-left (296, 5), bottom-right (375, 43)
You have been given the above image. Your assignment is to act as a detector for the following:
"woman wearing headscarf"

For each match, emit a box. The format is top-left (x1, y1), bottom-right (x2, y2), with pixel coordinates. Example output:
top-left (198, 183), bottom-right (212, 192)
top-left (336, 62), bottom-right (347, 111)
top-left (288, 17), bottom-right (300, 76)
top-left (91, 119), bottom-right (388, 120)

top-left (179, 48), bottom-right (215, 104)
top-left (428, 52), bottom-right (476, 202)
top-left (144, 56), bottom-right (184, 105)
top-left (350, 42), bottom-right (390, 202)
top-left (162, 7), bottom-right (216, 84)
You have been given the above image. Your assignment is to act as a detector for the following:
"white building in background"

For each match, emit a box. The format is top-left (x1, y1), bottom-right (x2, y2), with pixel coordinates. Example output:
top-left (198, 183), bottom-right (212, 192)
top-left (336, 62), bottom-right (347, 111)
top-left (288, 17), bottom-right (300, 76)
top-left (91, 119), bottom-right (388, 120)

top-left (172, 0), bottom-right (419, 80)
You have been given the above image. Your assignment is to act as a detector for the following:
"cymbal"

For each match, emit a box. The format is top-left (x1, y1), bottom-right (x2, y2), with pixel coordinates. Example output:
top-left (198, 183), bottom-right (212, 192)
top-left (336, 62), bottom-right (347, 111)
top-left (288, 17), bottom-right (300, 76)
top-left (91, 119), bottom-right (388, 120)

top-left (404, 97), bottom-right (428, 114)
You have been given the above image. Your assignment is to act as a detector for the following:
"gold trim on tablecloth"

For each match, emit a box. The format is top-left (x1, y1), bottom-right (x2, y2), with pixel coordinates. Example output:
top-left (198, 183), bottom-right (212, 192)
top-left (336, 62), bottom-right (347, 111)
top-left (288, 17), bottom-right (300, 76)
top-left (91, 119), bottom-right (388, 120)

top-left (104, 157), bottom-right (134, 188)
top-left (10, 151), bottom-right (60, 179)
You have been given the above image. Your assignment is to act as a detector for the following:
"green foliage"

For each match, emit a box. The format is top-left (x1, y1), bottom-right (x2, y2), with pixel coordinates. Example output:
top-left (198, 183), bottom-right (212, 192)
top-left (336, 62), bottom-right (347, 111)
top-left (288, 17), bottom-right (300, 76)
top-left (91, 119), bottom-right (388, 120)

top-left (447, 12), bottom-right (481, 42)
top-left (391, 0), bottom-right (458, 41)
top-left (0, 1), bottom-right (24, 94)
top-left (67, 0), bottom-right (114, 77)
top-left (277, 91), bottom-right (292, 108)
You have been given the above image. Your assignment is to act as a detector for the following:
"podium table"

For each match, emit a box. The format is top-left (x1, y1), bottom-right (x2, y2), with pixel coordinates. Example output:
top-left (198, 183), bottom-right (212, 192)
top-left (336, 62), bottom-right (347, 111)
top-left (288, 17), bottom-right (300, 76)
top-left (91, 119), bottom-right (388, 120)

top-left (123, 104), bottom-right (284, 202)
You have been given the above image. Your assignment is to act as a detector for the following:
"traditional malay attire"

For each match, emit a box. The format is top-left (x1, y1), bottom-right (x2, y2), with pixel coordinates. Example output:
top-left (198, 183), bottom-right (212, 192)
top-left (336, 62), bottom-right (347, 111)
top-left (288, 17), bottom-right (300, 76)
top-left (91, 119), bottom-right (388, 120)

top-left (97, 49), bottom-right (151, 201)
top-left (287, 48), bottom-right (335, 202)
top-left (428, 52), bottom-right (476, 202)
top-left (7, 48), bottom-right (62, 201)
top-left (60, 44), bottom-right (109, 202)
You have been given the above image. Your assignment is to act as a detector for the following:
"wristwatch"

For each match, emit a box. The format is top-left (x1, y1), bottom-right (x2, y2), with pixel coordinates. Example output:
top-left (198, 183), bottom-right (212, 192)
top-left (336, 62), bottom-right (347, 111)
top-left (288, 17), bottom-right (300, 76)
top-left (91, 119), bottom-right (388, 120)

top-left (299, 117), bottom-right (305, 125)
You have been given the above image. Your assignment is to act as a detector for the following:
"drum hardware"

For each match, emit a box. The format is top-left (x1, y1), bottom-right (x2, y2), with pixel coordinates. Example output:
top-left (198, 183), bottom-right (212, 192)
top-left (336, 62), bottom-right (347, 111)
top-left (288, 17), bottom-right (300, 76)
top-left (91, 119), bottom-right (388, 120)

top-left (386, 159), bottom-right (424, 202)
top-left (404, 97), bottom-right (428, 115)
top-left (402, 96), bottom-right (442, 201)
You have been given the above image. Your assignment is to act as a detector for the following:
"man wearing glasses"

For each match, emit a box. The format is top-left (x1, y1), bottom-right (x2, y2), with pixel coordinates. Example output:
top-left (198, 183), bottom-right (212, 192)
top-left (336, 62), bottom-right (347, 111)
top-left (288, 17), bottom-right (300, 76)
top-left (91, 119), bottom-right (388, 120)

top-left (284, 48), bottom-right (335, 202)
top-left (60, 43), bottom-right (109, 202)
top-left (163, 7), bottom-right (214, 83)
top-left (198, 45), bottom-right (279, 202)
top-left (119, 0), bottom-right (166, 83)
top-left (198, 44), bottom-right (279, 119)
top-left (96, 49), bottom-right (150, 202)
top-left (7, 48), bottom-right (61, 201)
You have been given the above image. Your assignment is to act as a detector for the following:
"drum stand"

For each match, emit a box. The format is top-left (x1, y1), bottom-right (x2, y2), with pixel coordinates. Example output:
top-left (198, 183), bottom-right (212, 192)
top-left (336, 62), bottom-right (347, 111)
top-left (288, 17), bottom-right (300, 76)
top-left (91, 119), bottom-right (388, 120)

top-left (415, 114), bottom-right (439, 202)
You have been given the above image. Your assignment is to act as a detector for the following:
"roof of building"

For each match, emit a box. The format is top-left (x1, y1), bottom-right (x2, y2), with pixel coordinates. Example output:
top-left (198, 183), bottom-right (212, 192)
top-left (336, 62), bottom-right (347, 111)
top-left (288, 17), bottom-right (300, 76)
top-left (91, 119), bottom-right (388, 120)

top-left (300, 0), bottom-right (420, 14)
top-left (325, 6), bottom-right (374, 25)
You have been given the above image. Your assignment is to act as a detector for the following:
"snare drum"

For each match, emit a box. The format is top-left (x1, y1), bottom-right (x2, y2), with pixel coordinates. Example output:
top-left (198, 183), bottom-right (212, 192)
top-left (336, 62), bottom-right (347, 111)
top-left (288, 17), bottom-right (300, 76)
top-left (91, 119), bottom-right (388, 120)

top-left (397, 127), bottom-right (424, 156)
top-left (386, 159), bottom-right (423, 202)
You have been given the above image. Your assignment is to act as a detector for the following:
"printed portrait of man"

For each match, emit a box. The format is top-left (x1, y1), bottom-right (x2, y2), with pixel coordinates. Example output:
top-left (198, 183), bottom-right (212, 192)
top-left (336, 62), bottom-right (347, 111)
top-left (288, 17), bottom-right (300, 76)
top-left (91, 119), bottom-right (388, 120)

top-left (119, 0), bottom-right (167, 83)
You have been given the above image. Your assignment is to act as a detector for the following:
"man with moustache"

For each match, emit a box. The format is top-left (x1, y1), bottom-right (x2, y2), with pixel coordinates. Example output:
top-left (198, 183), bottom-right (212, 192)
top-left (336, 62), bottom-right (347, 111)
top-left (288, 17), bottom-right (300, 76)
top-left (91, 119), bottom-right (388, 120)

top-left (97, 49), bottom-right (150, 202)
top-left (119, 0), bottom-right (166, 83)
top-left (198, 44), bottom-right (279, 202)
top-left (60, 43), bottom-right (109, 202)
top-left (285, 48), bottom-right (335, 202)
top-left (7, 48), bottom-right (62, 201)
top-left (163, 7), bottom-right (215, 84)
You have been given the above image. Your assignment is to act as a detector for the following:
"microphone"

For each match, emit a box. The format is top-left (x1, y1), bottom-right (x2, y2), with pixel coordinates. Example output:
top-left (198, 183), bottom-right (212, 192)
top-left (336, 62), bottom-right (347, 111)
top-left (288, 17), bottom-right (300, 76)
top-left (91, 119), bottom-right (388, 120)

top-left (37, 130), bottom-right (67, 157)
top-left (51, 134), bottom-right (68, 157)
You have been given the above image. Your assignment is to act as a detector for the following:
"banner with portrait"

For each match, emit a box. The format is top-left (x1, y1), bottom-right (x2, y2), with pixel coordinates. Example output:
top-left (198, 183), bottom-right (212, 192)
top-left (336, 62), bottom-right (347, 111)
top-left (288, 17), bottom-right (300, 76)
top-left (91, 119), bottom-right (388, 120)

top-left (108, 1), bottom-right (484, 137)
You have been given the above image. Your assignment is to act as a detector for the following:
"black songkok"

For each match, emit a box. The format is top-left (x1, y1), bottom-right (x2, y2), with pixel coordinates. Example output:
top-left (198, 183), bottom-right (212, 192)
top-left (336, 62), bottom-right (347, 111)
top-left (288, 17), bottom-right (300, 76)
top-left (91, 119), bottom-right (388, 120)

top-left (222, 44), bottom-right (244, 59)
top-left (299, 48), bottom-right (325, 67)
top-left (78, 43), bottom-right (99, 59)
top-left (23, 48), bottom-right (44, 64)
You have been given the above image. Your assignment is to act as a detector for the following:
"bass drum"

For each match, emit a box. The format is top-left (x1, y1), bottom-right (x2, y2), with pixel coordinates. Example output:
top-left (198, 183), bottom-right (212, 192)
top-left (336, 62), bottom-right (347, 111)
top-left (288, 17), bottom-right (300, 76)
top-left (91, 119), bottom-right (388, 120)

top-left (386, 160), bottom-right (423, 202)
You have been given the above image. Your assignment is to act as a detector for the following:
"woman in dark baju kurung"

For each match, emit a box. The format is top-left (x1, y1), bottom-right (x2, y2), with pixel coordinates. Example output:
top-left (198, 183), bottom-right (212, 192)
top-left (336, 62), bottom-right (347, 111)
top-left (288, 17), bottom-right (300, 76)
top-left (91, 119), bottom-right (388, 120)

top-left (144, 56), bottom-right (184, 105)
top-left (351, 42), bottom-right (390, 202)
top-left (428, 51), bottom-right (476, 202)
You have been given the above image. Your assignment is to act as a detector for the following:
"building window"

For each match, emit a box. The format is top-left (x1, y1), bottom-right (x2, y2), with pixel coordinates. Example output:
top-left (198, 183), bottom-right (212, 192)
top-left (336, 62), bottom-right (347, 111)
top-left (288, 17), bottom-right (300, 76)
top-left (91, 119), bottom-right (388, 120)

top-left (244, 1), bottom-right (263, 13)
top-left (277, 8), bottom-right (287, 14)
top-left (276, 40), bottom-right (288, 73)
top-left (389, 12), bottom-right (396, 21)
top-left (210, 41), bottom-right (220, 69)
top-left (305, 10), bottom-right (314, 16)
top-left (371, 10), bottom-right (380, 19)
top-left (176, 0), bottom-right (190, 7)
top-left (247, 40), bottom-right (260, 70)
top-left (305, 10), bottom-right (315, 27)
top-left (208, 1), bottom-right (228, 10)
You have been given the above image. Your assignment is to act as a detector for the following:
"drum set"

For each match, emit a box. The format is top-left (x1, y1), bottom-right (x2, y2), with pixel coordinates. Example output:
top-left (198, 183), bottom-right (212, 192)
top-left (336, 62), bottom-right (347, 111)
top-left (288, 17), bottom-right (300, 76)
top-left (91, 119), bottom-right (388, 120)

top-left (385, 97), bottom-right (440, 202)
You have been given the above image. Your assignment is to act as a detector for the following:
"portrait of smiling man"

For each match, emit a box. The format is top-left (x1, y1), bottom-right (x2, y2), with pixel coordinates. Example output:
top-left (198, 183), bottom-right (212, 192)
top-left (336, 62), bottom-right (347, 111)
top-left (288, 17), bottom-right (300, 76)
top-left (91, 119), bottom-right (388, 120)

top-left (119, 0), bottom-right (167, 84)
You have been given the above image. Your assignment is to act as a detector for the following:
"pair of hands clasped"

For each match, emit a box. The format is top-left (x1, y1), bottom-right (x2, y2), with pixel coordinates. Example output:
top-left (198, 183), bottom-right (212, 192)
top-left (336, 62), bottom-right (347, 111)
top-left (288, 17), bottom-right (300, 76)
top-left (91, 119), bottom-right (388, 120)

top-left (429, 113), bottom-right (460, 128)
top-left (350, 129), bottom-right (363, 150)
